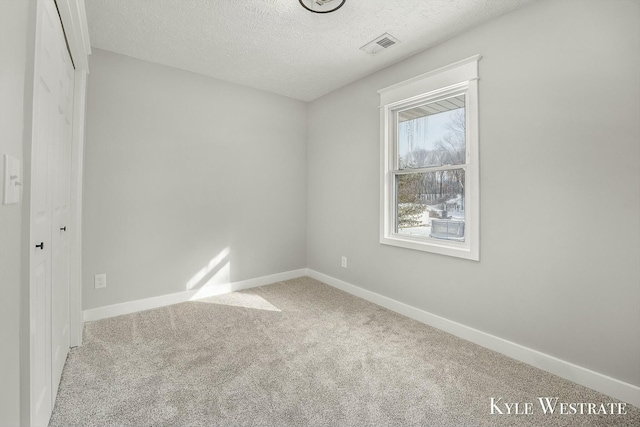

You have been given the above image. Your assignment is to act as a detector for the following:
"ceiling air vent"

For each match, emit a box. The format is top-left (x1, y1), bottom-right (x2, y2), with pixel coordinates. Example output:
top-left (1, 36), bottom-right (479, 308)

top-left (360, 33), bottom-right (400, 55)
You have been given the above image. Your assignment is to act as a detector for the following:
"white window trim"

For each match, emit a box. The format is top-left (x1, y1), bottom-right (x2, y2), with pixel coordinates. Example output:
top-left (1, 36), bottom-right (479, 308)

top-left (379, 55), bottom-right (481, 261)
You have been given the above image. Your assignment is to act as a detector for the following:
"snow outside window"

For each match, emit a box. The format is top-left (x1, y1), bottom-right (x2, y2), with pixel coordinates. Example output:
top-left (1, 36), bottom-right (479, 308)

top-left (379, 56), bottom-right (480, 260)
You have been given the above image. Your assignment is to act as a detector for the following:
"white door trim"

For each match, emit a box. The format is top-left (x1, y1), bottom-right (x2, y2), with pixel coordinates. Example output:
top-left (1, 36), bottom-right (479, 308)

top-left (55, 0), bottom-right (91, 70)
top-left (68, 68), bottom-right (87, 347)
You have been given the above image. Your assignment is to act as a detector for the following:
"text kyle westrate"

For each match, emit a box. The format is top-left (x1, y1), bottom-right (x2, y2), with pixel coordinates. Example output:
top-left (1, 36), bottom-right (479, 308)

top-left (490, 397), bottom-right (627, 415)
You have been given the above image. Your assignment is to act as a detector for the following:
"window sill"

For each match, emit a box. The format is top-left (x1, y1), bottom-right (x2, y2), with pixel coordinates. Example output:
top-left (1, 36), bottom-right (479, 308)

top-left (380, 234), bottom-right (479, 261)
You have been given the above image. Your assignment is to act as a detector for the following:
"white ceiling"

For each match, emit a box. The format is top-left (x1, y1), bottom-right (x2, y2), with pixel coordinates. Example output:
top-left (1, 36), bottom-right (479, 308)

top-left (85, 0), bottom-right (532, 101)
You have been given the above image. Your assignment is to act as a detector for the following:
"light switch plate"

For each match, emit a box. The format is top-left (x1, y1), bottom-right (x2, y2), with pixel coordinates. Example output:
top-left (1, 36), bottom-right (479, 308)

top-left (3, 155), bottom-right (21, 205)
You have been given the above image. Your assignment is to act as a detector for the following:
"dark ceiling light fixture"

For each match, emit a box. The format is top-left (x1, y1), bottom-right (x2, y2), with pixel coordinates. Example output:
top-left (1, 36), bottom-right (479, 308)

top-left (299, 0), bottom-right (346, 14)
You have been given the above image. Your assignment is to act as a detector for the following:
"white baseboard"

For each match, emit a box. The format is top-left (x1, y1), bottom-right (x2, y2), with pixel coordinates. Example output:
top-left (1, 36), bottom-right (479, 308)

top-left (306, 269), bottom-right (640, 408)
top-left (83, 269), bottom-right (307, 322)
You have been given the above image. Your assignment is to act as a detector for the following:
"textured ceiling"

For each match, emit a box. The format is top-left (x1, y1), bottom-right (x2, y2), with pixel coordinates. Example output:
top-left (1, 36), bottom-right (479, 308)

top-left (85, 0), bottom-right (532, 101)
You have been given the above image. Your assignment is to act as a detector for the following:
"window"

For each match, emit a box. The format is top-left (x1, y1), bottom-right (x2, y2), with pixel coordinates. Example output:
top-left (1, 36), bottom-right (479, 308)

top-left (379, 56), bottom-right (480, 260)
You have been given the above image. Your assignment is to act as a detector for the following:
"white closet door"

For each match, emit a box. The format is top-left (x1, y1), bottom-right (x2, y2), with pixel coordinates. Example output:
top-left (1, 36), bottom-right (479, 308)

top-left (30, 1), bottom-right (57, 424)
top-left (30, 0), bottom-right (73, 425)
top-left (51, 19), bottom-right (74, 400)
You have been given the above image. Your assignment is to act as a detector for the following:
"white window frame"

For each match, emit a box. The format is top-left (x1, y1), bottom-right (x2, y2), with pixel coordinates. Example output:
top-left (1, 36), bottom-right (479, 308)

top-left (379, 55), bottom-right (480, 261)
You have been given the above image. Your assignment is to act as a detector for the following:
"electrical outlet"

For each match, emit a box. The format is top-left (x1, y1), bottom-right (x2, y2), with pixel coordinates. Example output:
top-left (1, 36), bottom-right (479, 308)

top-left (94, 273), bottom-right (107, 289)
top-left (341, 256), bottom-right (347, 268)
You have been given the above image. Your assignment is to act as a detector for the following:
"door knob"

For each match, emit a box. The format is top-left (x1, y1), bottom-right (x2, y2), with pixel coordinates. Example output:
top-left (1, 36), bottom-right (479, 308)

top-left (35, 242), bottom-right (44, 250)
top-left (60, 226), bottom-right (67, 231)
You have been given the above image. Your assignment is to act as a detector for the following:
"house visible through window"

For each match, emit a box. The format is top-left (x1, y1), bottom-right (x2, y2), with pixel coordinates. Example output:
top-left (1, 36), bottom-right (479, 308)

top-left (379, 56), bottom-right (480, 260)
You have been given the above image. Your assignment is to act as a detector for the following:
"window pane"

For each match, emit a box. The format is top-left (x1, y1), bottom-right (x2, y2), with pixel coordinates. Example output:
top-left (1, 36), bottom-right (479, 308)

top-left (397, 95), bottom-right (466, 169)
top-left (396, 169), bottom-right (465, 241)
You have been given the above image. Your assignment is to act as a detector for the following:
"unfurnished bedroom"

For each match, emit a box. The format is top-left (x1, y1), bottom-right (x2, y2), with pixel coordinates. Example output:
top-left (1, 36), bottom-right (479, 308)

top-left (0, 0), bottom-right (638, 426)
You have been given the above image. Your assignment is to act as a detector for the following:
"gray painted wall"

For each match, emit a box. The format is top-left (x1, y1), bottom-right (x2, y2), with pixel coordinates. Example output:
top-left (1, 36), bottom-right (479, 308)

top-left (0, 1), bottom-right (32, 425)
top-left (307, 0), bottom-right (640, 387)
top-left (83, 49), bottom-right (308, 310)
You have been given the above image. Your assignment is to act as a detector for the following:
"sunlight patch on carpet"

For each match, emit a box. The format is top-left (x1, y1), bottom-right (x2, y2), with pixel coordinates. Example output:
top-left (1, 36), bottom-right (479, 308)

top-left (198, 292), bottom-right (281, 312)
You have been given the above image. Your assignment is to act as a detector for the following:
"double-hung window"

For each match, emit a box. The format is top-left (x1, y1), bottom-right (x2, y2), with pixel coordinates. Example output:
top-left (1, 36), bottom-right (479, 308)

top-left (379, 56), bottom-right (480, 260)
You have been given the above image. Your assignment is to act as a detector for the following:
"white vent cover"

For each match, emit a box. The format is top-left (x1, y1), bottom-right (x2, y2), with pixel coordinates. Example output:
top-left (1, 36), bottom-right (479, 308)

top-left (360, 33), bottom-right (400, 55)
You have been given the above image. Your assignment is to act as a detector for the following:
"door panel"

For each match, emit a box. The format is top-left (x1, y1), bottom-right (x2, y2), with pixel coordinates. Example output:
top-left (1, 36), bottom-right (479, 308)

top-left (31, 260), bottom-right (50, 426)
top-left (51, 30), bottom-right (74, 395)
top-left (30, 2), bottom-right (56, 424)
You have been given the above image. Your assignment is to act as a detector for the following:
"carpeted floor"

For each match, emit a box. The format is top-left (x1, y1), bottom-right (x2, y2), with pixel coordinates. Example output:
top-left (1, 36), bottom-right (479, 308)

top-left (50, 276), bottom-right (639, 426)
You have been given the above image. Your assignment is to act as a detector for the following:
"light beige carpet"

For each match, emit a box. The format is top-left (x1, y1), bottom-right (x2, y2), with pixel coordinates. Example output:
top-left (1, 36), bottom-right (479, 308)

top-left (50, 277), bottom-right (639, 426)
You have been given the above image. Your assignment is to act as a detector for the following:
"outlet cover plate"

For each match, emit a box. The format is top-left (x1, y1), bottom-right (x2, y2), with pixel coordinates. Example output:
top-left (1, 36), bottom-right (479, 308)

top-left (95, 273), bottom-right (107, 289)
